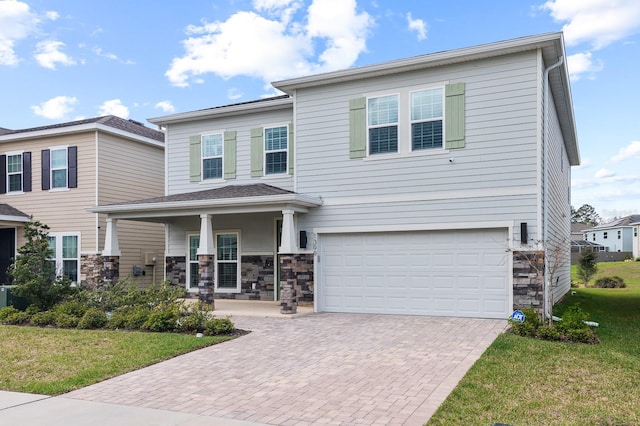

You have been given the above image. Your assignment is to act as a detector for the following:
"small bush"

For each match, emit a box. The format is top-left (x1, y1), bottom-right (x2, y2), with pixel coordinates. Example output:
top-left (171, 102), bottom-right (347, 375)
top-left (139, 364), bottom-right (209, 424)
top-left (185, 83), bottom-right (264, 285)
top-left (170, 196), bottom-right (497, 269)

top-left (2, 310), bottom-right (30, 325)
top-left (537, 325), bottom-right (561, 340)
top-left (77, 308), bottom-right (108, 329)
top-left (556, 304), bottom-right (590, 332)
top-left (30, 310), bottom-right (56, 327)
top-left (108, 305), bottom-right (151, 330)
top-left (53, 300), bottom-right (88, 318)
top-left (566, 327), bottom-right (598, 344)
top-left (176, 303), bottom-right (212, 333)
top-left (142, 305), bottom-right (179, 332)
top-left (0, 306), bottom-right (21, 321)
top-left (204, 317), bottom-right (235, 335)
top-left (509, 307), bottom-right (541, 337)
top-left (54, 312), bottom-right (79, 328)
top-left (593, 276), bottom-right (626, 288)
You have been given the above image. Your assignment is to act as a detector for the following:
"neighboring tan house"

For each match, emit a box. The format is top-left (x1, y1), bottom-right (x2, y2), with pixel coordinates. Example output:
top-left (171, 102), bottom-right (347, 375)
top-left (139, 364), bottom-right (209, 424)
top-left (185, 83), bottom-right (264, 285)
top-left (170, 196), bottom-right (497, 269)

top-left (0, 116), bottom-right (165, 287)
top-left (91, 32), bottom-right (579, 319)
top-left (584, 215), bottom-right (640, 254)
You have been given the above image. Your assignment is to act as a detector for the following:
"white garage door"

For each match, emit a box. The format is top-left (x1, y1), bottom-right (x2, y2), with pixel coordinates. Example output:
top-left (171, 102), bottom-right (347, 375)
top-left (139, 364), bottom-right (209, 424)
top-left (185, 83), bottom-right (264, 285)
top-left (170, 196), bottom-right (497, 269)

top-left (318, 229), bottom-right (510, 318)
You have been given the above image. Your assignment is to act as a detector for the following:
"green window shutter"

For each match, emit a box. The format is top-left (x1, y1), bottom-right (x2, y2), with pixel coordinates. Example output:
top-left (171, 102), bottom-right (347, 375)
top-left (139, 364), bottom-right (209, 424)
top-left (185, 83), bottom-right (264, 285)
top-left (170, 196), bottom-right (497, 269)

top-left (251, 127), bottom-right (263, 177)
top-left (349, 97), bottom-right (366, 158)
top-left (288, 123), bottom-right (294, 175)
top-left (189, 135), bottom-right (201, 182)
top-left (223, 130), bottom-right (237, 179)
top-left (445, 83), bottom-right (466, 149)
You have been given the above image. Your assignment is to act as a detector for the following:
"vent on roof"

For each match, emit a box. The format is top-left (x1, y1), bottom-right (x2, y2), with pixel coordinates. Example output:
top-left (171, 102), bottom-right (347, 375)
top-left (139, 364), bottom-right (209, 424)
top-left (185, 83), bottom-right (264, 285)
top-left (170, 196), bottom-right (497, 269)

top-left (128, 119), bottom-right (144, 127)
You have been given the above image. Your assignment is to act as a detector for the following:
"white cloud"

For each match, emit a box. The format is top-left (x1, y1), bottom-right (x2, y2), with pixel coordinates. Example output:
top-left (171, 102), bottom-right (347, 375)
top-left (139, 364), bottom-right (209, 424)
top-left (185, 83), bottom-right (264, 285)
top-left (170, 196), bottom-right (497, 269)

top-left (0, 0), bottom-right (39, 65)
top-left (166, 0), bottom-right (374, 87)
top-left (227, 88), bottom-right (244, 100)
top-left (31, 95), bottom-right (78, 119)
top-left (93, 47), bottom-right (135, 65)
top-left (541, 0), bottom-right (640, 49)
top-left (406, 12), bottom-right (427, 41)
top-left (45, 10), bottom-right (58, 21)
top-left (566, 51), bottom-right (603, 80)
top-left (594, 168), bottom-right (615, 179)
top-left (611, 140), bottom-right (640, 162)
top-left (575, 157), bottom-right (592, 169)
top-left (154, 100), bottom-right (175, 113)
top-left (34, 40), bottom-right (76, 70)
top-left (98, 99), bottom-right (130, 118)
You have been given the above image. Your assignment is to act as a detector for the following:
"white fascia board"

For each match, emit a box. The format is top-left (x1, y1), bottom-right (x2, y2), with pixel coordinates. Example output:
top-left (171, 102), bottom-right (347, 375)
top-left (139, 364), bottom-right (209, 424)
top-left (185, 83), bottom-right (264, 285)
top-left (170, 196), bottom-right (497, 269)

top-left (0, 214), bottom-right (31, 223)
top-left (0, 123), bottom-right (164, 148)
top-left (274, 33), bottom-right (563, 92)
top-left (314, 221), bottom-right (514, 234)
top-left (87, 193), bottom-right (322, 215)
top-left (148, 97), bottom-right (293, 125)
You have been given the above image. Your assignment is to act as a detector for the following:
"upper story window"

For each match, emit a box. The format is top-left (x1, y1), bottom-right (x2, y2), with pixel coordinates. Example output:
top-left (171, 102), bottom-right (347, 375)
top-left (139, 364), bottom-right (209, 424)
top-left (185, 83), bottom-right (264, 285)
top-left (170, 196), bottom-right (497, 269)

top-left (7, 154), bottom-right (23, 192)
top-left (592, 233), bottom-right (595, 241)
top-left (368, 94), bottom-right (399, 155)
top-left (618, 230), bottom-right (621, 239)
top-left (202, 134), bottom-right (223, 180)
top-left (42, 146), bottom-right (77, 190)
top-left (603, 232), bottom-right (608, 239)
top-left (411, 88), bottom-right (443, 150)
top-left (264, 126), bottom-right (288, 174)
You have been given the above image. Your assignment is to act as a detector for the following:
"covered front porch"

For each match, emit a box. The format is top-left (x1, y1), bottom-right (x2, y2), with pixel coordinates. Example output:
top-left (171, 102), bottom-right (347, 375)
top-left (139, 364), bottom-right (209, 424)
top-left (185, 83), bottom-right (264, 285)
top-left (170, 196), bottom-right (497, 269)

top-left (88, 184), bottom-right (322, 314)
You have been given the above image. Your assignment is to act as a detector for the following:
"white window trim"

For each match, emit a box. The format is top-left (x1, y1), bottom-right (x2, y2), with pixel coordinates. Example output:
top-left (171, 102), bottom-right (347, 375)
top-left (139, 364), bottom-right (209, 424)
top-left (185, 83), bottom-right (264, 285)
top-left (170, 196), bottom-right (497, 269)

top-left (408, 86), bottom-right (445, 153)
top-left (263, 123), bottom-right (289, 176)
top-left (201, 132), bottom-right (224, 181)
top-left (364, 82), bottom-right (448, 158)
top-left (48, 231), bottom-right (81, 284)
top-left (5, 150), bottom-right (24, 194)
top-left (214, 230), bottom-right (241, 293)
top-left (49, 145), bottom-right (69, 191)
top-left (186, 233), bottom-right (200, 292)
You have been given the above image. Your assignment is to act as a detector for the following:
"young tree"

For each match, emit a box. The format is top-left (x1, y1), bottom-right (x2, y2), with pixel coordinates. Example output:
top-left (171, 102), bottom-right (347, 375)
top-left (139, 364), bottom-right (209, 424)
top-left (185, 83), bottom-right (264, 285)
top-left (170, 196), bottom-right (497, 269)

top-left (572, 204), bottom-right (602, 226)
top-left (577, 248), bottom-right (598, 285)
top-left (8, 221), bottom-right (75, 310)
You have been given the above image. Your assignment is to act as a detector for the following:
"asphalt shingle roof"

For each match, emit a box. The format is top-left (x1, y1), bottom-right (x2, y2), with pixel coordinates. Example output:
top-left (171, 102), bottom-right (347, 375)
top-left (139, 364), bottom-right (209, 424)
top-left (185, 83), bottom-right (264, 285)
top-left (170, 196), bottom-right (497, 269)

top-left (1, 116), bottom-right (164, 142)
top-left (593, 214), bottom-right (640, 229)
top-left (108, 184), bottom-right (295, 206)
top-left (0, 204), bottom-right (30, 219)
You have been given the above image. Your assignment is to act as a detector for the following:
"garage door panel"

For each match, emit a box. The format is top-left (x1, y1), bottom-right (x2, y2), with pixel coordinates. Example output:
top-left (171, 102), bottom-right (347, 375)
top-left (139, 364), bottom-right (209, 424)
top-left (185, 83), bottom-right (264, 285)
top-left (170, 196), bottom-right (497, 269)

top-left (319, 229), bottom-right (510, 319)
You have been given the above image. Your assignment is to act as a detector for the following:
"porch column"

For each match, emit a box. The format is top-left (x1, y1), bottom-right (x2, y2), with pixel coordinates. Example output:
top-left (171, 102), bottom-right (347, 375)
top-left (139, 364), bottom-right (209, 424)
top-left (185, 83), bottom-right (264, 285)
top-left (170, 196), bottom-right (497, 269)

top-left (197, 214), bottom-right (215, 307)
top-left (102, 218), bottom-right (120, 286)
top-left (279, 209), bottom-right (298, 314)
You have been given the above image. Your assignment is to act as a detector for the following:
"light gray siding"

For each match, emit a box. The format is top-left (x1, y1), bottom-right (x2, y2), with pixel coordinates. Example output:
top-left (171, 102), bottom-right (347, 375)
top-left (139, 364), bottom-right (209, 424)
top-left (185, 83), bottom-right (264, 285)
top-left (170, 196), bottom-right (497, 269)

top-left (295, 52), bottom-right (541, 241)
top-left (166, 109), bottom-right (294, 196)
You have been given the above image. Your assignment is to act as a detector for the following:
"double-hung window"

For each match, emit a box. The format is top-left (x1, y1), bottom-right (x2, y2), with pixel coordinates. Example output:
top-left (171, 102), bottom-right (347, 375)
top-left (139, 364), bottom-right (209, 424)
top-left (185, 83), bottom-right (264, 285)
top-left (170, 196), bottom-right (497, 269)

top-left (7, 153), bottom-right (23, 192)
top-left (50, 148), bottom-right (68, 189)
top-left (411, 87), bottom-right (443, 150)
top-left (368, 94), bottom-right (398, 155)
top-left (202, 134), bottom-right (223, 180)
top-left (604, 232), bottom-right (608, 239)
top-left (264, 126), bottom-right (288, 174)
top-left (187, 234), bottom-right (200, 291)
top-left (216, 232), bottom-right (240, 292)
top-left (48, 233), bottom-right (79, 283)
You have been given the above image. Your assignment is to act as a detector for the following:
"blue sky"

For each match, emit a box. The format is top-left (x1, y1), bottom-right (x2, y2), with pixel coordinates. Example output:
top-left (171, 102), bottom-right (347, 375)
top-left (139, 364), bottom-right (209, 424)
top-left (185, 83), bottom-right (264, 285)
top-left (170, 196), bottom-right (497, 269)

top-left (1, 0), bottom-right (639, 220)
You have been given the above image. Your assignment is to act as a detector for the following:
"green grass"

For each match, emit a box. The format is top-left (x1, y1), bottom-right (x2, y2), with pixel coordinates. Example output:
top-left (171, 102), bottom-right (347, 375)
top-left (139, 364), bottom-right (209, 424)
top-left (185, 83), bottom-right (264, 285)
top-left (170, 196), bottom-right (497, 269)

top-left (571, 259), bottom-right (640, 287)
top-left (0, 327), bottom-right (232, 395)
top-left (428, 262), bottom-right (640, 425)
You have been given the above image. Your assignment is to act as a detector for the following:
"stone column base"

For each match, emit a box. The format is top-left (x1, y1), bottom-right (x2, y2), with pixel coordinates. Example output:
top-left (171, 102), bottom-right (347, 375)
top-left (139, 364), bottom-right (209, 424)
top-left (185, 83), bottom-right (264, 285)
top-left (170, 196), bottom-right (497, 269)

top-left (198, 254), bottom-right (215, 308)
top-left (102, 256), bottom-right (120, 287)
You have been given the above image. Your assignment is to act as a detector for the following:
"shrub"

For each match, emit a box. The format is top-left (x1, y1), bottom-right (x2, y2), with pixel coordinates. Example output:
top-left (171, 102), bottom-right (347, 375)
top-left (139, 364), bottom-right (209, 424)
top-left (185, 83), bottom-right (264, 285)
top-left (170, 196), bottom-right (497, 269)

top-left (30, 310), bottom-right (56, 327)
top-left (566, 327), bottom-right (598, 344)
top-left (577, 248), bottom-right (598, 284)
top-left (204, 317), bottom-right (235, 335)
top-left (0, 306), bottom-right (20, 321)
top-left (107, 305), bottom-right (151, 330)
top-left (1, 310), bottom-right (30, 325)
top-left (142, 305), bottom-right (179, 332)
top-left (593, 276), bottom-right (626, 288)
top-left (537, 325), bottom-right (561, 340)
top-left (176, 303), bottom-right (213, 333)
top-left (53, 300), bottom-right (88, 318)
top-left (509, 307), bottom-right (541, 337)
top-left (556, 304), bottom-right (590, 333)
top-left (77, 308), bottom-right (108, 329)
top-left (54, 312), bottom-right (79, 328)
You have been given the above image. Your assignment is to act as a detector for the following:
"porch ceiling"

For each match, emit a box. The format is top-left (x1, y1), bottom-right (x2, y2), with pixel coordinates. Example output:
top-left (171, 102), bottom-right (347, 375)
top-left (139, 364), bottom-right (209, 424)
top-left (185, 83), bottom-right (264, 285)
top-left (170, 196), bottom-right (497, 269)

top-left (87, 183), bottom-right (322, 221)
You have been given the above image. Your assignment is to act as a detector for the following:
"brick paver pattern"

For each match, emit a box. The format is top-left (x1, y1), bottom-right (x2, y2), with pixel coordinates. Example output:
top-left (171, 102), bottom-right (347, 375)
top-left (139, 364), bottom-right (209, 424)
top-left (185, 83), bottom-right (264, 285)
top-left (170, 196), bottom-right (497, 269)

top-left (65, 313), bottom-right (505, 425)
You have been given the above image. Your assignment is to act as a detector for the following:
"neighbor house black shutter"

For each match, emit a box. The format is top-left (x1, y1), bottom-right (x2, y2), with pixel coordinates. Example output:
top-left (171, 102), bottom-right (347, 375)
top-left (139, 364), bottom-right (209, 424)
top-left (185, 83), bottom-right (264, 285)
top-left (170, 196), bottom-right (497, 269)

top-left (0, 155), bottom-right (5, 194)
top-left (41, 149), bottom-right (50, 190)
top-left (23, 152), bottom-right (31, 192)
top-left (68, 146), bottom-right (77, 188)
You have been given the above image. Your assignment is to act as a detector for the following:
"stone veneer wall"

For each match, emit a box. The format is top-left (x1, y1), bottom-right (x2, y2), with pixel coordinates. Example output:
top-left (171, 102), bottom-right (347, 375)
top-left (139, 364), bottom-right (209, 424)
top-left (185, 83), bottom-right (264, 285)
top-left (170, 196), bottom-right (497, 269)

top-left (166, 256), bottom-right (186, 287)
top-left (80, 254), bottom-right (104, 289)
top-left (512, 250), bottom-right (545, 314)
top-left (279, 254), bottom-right (314, 306)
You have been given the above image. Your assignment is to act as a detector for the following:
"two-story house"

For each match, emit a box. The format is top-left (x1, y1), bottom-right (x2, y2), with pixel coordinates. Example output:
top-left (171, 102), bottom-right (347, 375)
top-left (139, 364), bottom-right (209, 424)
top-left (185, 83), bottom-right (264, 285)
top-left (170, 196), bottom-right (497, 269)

top-left (90, 32), bottom-right (579, 319)
top-left (584, 214), bottom-right (640, 254)
top-left (0, 116), bottom-right (165, 288)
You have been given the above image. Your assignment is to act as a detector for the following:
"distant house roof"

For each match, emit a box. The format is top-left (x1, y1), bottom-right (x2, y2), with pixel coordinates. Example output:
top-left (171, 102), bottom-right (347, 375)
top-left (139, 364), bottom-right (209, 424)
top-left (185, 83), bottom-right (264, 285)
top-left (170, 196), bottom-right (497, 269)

top-left (571, 223), bottom-right (592, 233)
top-left (0, 115), bottom-right (164, 143)
top-left (593, 214), bottom-right (640, 230)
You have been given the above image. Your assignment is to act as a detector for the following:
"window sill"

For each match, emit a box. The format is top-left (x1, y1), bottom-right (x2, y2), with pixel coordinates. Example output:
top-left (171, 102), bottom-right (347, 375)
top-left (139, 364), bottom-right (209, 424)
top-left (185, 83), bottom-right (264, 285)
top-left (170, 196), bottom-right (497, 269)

top-left (260, 173), bottom-right (291, 180)
top-left (199, 178), bottom-right (226, 184)
top-left (215, 288), bottom-right (241, 294)
top-left (364, 148), bottom-right (450, 161)
top-left (6, 191), bottom-right (25, 196)
top-left (48, 187), bottom-right (70, 192)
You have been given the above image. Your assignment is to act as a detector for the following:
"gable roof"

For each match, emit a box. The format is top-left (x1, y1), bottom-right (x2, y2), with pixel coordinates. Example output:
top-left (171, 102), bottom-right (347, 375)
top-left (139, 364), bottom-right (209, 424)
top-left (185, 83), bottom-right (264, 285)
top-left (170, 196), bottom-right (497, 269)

top-left (593, 215), bottom-right (640, 229)
top-left (0, 115), bottom-right (164, 144)
top-left (0, 204), bottom-right (31, 222)
top-left (0, 127), bottom-right (11, 135)
top-left (571, 223), bottom-right (592, 233)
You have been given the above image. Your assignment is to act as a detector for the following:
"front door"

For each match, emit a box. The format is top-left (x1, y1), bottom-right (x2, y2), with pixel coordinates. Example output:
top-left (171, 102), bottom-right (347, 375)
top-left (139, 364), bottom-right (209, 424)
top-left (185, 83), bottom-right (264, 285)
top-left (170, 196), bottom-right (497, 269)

top-left (0, 228), bottom-right (16, 284)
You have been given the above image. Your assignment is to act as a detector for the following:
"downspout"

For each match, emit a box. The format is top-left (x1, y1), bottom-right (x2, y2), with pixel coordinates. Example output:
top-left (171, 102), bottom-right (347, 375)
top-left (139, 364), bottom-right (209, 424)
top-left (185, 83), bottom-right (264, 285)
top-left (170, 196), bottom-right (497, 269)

top-left (542, 55), bottom-right (564, 319)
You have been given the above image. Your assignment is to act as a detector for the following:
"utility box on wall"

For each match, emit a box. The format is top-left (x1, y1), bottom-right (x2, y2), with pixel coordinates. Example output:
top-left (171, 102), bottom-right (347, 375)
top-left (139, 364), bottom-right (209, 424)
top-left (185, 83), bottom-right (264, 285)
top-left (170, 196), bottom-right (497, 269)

top-left (0, 286), bottom-right (30, 310)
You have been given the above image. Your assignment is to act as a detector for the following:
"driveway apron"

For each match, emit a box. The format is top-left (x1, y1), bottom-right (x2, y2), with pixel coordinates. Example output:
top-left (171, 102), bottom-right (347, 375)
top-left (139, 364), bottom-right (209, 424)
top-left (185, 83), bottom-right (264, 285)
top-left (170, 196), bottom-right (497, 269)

top-left (65, 313), bottom-right (505, 425)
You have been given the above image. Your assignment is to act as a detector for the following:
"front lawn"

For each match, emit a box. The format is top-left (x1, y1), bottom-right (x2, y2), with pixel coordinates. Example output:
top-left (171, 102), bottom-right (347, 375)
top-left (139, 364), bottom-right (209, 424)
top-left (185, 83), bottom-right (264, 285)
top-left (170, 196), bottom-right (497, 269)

top-left (0, 326), bottom-right (231, 395)
top-left (427, 262), bottom-right (640, 425)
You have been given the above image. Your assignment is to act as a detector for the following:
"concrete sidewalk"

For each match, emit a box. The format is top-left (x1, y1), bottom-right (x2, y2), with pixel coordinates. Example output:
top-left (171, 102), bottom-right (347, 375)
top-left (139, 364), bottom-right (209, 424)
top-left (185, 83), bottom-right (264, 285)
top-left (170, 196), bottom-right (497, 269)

top-left (0, 391), bottom-right (267, 426)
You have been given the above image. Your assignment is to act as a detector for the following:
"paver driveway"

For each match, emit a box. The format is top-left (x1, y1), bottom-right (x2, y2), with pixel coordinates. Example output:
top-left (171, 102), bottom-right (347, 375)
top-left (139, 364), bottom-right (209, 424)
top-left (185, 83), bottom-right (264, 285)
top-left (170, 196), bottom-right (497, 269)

top-left (65, 313), bottom-right (505, 425)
